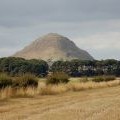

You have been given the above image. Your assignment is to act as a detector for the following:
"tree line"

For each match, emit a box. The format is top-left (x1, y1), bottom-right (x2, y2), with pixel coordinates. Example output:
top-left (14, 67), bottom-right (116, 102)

top-left (0, 57), bottom-right (48, 77)
top-left (51, 59), bottom-right (120, 77)
top-left (0, 57), bottom-right (120, 77)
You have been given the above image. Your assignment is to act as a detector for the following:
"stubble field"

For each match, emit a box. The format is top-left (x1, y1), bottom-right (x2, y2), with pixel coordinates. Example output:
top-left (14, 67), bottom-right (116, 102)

top-left (0, 84), bottom-right (120, 120)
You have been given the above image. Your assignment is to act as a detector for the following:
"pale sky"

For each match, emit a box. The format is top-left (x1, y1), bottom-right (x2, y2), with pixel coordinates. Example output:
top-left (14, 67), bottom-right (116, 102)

top-left (0, 0), bottom-right (120, 60)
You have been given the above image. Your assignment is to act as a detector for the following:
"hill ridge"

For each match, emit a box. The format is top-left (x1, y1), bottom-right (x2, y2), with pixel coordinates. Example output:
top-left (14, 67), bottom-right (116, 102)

top-left (13, 33), bottom-right (94, 61)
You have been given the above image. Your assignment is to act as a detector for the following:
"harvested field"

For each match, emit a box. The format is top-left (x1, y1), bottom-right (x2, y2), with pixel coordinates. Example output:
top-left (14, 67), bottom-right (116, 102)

top-left (0, 86), bottom-right (120, 120)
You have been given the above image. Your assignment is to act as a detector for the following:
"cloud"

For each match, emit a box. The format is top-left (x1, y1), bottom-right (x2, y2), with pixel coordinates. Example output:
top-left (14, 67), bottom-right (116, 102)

top-left (0, 48), bottom-right (18, 58)
top-left (74, 32), bottom-right (120, 60)
top-left (0, 0), bottom-right (120, 27)
top-left (0, 0), bottom-right (120, 59)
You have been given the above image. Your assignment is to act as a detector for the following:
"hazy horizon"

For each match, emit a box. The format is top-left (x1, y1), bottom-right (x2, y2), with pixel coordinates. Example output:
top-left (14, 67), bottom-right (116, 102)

top-left (0, 0), bottom-right (120, 60)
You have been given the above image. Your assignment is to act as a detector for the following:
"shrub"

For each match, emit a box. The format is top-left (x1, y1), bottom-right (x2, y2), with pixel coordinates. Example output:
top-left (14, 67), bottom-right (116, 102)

top-left (0, 73), bottom-right (13, 88)
top-left (39, 84), bottom-right (68, 95)
top-left (92, 76), bottom-right (116, 82)
top-left (46, 72), bottom-right (69, 85)
top-left (12, 74), bottom-right (38, 88)
top-left (92, 76), bottom-right (104, 82)
top-left (79, 77), bottom-right (89, 83)
top-left (0, 57), bottom-right (48, 77)
top-left (103, 76), bottom-right (116, 82)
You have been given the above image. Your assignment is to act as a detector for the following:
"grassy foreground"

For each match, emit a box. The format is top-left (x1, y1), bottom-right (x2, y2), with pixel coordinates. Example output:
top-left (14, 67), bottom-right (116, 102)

top-left (0, 85), bottom-right (120, 120)
top-left (0, 77), bottom-right (120, 99)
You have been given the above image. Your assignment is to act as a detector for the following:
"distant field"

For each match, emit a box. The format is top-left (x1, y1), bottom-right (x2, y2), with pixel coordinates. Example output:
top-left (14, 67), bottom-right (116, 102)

top-left (0, 85), bottom-right (120, 120)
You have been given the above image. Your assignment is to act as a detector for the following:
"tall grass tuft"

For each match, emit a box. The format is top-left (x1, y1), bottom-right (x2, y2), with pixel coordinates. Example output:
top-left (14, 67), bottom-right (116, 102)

top-left (39, 84), bottom-right (68, 95)
top-left (0, 73), bottom-right (13, 89)
top-left (79, 77), bottom-right (89, 83)
top-left (92, 76), bottom-right (116, 82)
top-left (46, 72), bottom-right (69, 85)
top-left (12, 74), bottom-right (38, 88)
top-left (0, 80), bottom-right (120, 99)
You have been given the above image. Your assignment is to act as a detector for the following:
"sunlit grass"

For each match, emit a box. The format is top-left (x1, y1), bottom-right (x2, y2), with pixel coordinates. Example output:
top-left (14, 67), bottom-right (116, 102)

top-left (0, 78), bottom-right (120, 100)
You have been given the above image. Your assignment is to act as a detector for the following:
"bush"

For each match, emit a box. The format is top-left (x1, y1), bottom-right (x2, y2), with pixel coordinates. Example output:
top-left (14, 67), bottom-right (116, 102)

top-left (46, 72), bottom-right (69, 85)
top-left (103, 76), bottom-right (116, 82)
top-left (13, 74), bottom-right (38, 88)
top-left (0, 73), bottom-right (13, 88)
top-left (79, 77), bottom-right (89, 83)
top-left (92, 76), bottom-right (116, 82)
top-left (0, 57), bottom-right (48, 77)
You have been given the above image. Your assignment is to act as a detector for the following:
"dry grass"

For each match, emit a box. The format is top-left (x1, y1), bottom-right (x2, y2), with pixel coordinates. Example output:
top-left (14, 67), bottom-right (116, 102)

top-left (68, 80), bottom-right (120, 91)
top-left (0, 79), bottom-right (120, 100)
top-left (1, 85), bottom-right (120, 120)
top-left (39, 79), bottom-right (120, 95)
top-left (0, 87), bottom-right (39, 100)
top-left (39, 84), bottom-right (68, 95)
